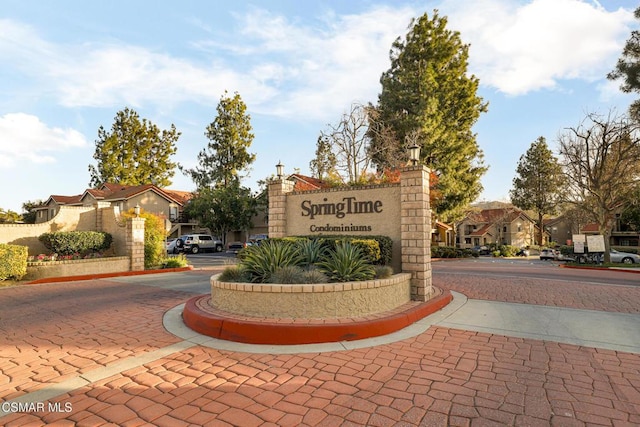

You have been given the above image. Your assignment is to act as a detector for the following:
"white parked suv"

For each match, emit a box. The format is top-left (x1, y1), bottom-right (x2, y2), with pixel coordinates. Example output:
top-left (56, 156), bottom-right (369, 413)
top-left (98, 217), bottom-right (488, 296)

top-left (181, 234), bottom-right (223, 254)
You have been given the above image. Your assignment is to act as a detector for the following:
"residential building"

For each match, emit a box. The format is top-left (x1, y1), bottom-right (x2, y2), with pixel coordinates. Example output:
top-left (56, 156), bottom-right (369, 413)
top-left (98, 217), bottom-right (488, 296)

top-left (457, 207), bottom-right (545, 249)
top-left (34, 183), bottom-right (201, 238)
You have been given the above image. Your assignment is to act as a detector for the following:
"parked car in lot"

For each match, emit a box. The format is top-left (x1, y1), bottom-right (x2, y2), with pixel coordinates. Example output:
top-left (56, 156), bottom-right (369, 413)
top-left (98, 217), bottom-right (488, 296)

top-left (539, 248), bottom-right (557, 260)
top-left (166, 238), bottom-right (179, 254)
top-left (227, 241), bottom-right (246, 254)
top-left (181, 234), bottom-right (223, 254)
top-left (609, 249), bottom-right (640, 264)
top-left (472, 245), bottom-right (491, 255)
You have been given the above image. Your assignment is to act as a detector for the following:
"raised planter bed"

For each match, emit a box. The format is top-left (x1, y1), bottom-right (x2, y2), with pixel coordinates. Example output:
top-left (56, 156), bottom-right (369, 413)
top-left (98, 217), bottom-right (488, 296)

top-left (210, 273), bottom-right (413, 319)
top-left (25, 256), bottom-right (130, 281)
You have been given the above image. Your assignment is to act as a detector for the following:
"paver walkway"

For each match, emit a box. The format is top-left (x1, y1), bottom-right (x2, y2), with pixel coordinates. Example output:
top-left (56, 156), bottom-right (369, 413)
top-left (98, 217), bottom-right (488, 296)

top-left (1, 268), bottom-right (639, 426)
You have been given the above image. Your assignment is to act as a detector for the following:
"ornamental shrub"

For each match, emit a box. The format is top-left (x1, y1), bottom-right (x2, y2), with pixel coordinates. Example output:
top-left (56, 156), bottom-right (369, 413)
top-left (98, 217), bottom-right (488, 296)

top-left (269, 266), bottom-right (305, 284)
top-left (295, 239), bottom-right (327, 266)
top-left (121, 209), bottom-right (165, 269)
top-left (218, 265), bottom-right (249, 282)
top-left (317, 242), bottom-right (375, 282)
top-left (39, 231), bottom-right (112, 255)
top-left (241, 240), bottom-right (302, 283)
top-left (0, 244), bottom-right (27, 281)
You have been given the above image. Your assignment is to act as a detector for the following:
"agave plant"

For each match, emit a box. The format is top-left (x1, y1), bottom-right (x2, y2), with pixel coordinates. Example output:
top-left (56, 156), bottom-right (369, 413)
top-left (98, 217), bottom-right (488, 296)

top-left (317, 242), bottom-right (375, 282)
top-left (240, 240), bottom-right (302, 283)
top-left (296, 239), bottom-right (327, 267)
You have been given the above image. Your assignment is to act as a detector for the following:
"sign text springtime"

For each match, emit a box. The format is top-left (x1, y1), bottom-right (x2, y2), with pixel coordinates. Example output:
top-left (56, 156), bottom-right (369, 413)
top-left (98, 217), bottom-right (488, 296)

top-left (301, 197), bottom-right (383, 219)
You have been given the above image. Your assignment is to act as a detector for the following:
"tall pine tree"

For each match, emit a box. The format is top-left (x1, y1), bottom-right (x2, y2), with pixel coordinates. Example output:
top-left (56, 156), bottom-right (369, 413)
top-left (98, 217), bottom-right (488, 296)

top-left (88, 108), bottom-right (179, 188)
top-left (370, 11), bottom-right (488, 221)
top-left (509, 137), bottom-right (562, 245)
top-left (183, 91), bottom-right (255, 189)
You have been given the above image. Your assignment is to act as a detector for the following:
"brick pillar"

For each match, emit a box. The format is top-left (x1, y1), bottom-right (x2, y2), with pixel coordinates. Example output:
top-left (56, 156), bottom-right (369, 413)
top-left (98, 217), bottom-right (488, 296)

top-left (268, 178), bottom-right (295, 238)
top-left (126, 217), bottom-right (146, 271)
top-left (94, 201), bottom-right (112, 232)
top-left (400, 165), bottom-right (432, 301)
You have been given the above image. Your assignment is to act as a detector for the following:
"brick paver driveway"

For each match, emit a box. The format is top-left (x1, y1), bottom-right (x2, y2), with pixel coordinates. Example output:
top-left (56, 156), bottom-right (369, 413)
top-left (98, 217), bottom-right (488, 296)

top-left (1, 262), bottom-right (639, 426)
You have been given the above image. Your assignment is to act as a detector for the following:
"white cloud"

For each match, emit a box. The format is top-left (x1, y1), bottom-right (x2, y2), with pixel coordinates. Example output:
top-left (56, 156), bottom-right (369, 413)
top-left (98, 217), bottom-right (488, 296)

top-left (442, 0), bottom-right (635, 95)
top-left (0, 113), bottom-right (87, 168)
top-left (0, 1), bottom-right (635, 123)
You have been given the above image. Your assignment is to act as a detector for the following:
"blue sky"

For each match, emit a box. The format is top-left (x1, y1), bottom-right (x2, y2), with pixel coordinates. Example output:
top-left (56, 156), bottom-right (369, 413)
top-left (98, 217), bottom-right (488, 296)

top-left (0, 0), bottom-right (637, 213)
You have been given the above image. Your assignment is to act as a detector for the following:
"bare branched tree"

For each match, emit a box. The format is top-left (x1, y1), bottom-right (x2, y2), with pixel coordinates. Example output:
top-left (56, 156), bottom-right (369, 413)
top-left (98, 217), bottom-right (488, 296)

top-left (318, 103), bottom-right (408, 184)
top-left (558, 111), bottom-right (640, 262)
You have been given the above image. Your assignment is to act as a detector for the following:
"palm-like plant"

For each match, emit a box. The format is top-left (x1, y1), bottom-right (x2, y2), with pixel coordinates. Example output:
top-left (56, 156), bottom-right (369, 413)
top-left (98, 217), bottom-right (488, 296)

top-left (317, 242), bottom-right (375, 282)
top-left (240, 240), bottom-right (302, 283)
top-left (296, 239), bottom-right (327, 267)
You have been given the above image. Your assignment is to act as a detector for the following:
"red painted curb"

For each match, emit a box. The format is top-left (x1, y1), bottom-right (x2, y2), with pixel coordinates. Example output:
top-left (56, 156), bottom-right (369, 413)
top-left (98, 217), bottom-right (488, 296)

top-left (559, 264), bottom-right (640, 274)
top-left (25, 266), bottom-right (194, 284)
top-left (182, 289), bottom-right (453, 345)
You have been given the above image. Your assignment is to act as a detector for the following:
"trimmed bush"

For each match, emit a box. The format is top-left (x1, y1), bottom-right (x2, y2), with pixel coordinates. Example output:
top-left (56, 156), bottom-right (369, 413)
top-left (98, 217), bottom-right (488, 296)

top-left (351, 239), bottom-right (381, 263)
top-left (162, 254), bottom-right (189, 268)
top-left (373, 265), bottom-right (393, 279)
top-left (39, 231), bottom-right (112, 255)
top-left (300, 268), bottom-right (329, 284)
top-left (0, 244), bottom-right (27, 281)
top-left (317, 242), bottom-right (375, 282)
top-left (218, 265), bottom-right (249, 282)
top-left (121, 209), bottom-right (166, 269)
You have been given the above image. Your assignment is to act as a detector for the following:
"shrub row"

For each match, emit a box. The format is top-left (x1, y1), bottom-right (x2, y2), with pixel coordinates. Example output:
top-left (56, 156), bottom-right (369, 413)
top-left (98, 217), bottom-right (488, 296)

top-left (0, 244), bottom-right (27, 281)
top-left (431, 246), bottom-right (473, 259)
top-left (39, 231), bottom-right (112, 256)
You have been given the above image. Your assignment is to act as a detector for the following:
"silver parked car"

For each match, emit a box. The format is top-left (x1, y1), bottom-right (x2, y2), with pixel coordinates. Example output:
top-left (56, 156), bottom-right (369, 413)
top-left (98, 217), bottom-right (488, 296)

top-left (181, 234), bottom-right (224, 254)
top-left (609, 249), bottom-right (640, 264)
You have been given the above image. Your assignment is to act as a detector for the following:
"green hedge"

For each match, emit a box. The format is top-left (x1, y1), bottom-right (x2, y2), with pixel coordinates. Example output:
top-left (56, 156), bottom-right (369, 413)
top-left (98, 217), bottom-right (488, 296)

top-left (0, 244), bottom-right (27, 281)
top-left (431, 246), bottom-right (473, 258)
top-left (39, 231), bottom-right (112, 255)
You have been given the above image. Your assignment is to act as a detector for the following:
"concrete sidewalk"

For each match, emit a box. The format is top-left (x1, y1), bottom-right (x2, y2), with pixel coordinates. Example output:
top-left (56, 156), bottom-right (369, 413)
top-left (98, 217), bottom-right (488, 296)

top-left (1, 271), bottom-right (639, 426)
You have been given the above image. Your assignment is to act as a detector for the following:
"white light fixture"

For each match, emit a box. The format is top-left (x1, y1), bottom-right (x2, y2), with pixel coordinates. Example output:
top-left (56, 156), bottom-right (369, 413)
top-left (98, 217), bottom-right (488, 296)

top-left (276, 161), bottom-right (284, 178)
top-left (409, 143), bottom-right (420, 166)
top-left (134, 204), bottom-right (141, 217)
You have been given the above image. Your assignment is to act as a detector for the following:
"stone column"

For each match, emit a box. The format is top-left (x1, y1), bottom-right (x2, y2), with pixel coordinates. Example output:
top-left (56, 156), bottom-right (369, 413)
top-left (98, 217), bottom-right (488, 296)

top-left (126, 217), bottom-right (146, 271)
top-left (94, 201), bottom-right (112, 232)
top-left (400, 165), bottom-right (432, 301)
top-left (268, 178), bottom-right (295, 238)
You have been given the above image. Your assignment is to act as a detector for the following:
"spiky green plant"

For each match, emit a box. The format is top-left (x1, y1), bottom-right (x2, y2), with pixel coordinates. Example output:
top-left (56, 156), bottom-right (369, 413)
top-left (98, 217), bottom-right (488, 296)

top-left (240, 240), bottom-right (302, 283)
top-left (269, 266), bottom-right (305, 284)
top-left (296, 239), bottom-right (327, 267)
top-left (317, 242), bottom-right (375, 282)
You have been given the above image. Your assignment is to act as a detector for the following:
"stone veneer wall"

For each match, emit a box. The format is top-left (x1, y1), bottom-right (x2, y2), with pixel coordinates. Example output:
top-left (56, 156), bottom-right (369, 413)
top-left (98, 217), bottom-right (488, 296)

top-left (25, 257), bottom-right (130, 281)
top-left (0, 206), bottom-right (96, 254)
top-left (210, 273), bottom-right (412, 318)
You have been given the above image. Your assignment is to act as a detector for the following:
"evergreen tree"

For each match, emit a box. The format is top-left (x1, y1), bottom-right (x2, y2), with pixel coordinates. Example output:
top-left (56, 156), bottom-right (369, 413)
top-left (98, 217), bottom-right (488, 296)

top-left (608, 7), bottom-right (640, 120)
top-left (309, 134), bottom-right (337, 180)
top-left (183, 91), bottom-right (255, 188)
top-left (88, 108), bottom-right (179, 188)
top-left (184, 181), bottom-right (257, 245)
top-left (370, 11), bottom-right (488, 221)
top-left (510, 137), bottom-right (562, 245)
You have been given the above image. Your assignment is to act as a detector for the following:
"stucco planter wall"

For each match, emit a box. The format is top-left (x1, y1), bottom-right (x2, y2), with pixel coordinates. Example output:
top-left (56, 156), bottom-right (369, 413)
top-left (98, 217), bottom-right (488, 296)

top-left (25, 256), bottom-right (130, 281)
top-left (210, 273), bottom-right (412, 319)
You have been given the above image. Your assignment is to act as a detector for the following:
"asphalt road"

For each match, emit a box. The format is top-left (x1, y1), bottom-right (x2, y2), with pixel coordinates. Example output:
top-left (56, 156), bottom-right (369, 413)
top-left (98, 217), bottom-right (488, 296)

top-left (433, 257), bottom-right (640, 287)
